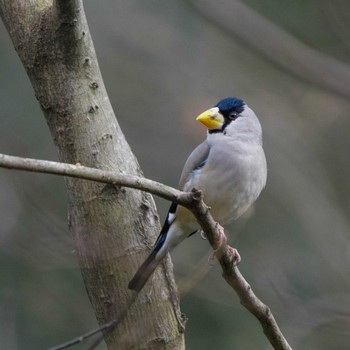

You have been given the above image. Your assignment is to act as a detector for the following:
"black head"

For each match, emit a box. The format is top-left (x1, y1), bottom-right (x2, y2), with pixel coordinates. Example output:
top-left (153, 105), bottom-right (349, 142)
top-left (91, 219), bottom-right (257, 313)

top-left (216, 97), bottom-right (245, 120)
top-left (205, 97), bottom-right (245, 133)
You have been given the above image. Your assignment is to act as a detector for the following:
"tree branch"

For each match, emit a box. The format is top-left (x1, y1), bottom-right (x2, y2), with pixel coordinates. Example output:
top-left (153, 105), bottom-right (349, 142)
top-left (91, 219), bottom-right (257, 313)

top-left (0, 153), bottom-right (292, 350)
top-left (0, 153), bottom-right (189, 204)
top-left (48, 319), bottom-right (116, 350)
top-left (190, 0), bottom-right (350, 100)
top-left (48, 293), bottom-right (138, 350)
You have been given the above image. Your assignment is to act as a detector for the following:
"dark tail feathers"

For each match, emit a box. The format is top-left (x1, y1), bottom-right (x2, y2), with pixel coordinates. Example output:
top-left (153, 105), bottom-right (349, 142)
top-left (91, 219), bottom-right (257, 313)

top-left (128, 249), bottom-right (160, 293)
top-left (128, 205), bottom-right (175, 292)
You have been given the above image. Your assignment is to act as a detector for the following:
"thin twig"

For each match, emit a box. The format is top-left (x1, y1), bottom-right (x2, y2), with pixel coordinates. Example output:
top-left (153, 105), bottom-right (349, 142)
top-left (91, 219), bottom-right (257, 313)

top-left (48, 319), bottom-right (116, 350)
top-left (85, 334), bottom-right (104, 350)
top-left (48, 293), bottom-right (137, 350)
top-left (0, 153), bottom-right (292, 350)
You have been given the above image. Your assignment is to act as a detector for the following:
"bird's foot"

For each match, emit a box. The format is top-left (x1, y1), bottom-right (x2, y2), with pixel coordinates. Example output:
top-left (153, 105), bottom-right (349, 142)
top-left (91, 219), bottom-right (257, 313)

top-left (207, 224), bottom-right (241, 266)
top-left (207, 223), bottom-right (227, 265)
top-left (208, 245), bottom-right (241, 266)
top-left (200, 230), bottom-right (207, 240)
top-left (227, 246), bottom-right (241, 265)
top-left (214, 223), bottom-right (227, 249)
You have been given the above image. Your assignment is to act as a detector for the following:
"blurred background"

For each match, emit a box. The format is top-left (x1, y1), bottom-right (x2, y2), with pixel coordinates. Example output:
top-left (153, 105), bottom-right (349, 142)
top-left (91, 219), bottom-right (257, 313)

top-left (1, 0), bottom-right (350, 349)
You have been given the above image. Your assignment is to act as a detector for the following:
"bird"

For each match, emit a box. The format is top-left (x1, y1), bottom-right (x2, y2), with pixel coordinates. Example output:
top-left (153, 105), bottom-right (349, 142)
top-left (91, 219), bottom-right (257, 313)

top-left (128, 97), bottom-right (267, 292)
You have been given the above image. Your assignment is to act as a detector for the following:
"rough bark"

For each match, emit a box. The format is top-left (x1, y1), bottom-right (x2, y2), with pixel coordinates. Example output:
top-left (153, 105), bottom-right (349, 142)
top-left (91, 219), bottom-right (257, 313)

top-left (0, 1), bottom-right (185, 349)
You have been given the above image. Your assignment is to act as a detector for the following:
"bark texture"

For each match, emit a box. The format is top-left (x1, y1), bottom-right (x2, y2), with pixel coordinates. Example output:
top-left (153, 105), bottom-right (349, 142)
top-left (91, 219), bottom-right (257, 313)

top-left (0, 1), bottom-right (185, 349)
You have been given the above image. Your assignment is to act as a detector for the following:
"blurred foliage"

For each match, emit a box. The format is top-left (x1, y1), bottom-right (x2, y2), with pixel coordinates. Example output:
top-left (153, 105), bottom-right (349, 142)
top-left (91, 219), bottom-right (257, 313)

top-left (1, 0), bottom-right (350, 349)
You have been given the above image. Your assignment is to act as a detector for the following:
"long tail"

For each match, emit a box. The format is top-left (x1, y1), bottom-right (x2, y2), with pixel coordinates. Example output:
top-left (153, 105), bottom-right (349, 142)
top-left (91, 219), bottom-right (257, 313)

top-left (128, 228), bottom-right (169, 292)
top-left (128, 248), bottom-right (162, 292)
top-left (128, 202), bottom-right (178, 293)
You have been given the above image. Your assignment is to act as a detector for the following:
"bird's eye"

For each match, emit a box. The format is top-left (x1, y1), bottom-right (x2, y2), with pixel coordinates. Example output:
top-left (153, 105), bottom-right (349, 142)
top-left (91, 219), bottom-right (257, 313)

top-left (228, 112), bottom-right (239, 120)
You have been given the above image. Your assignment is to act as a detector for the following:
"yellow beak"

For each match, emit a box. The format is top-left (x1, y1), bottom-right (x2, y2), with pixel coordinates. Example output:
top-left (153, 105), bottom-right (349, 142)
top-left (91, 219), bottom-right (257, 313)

top-left (196, 107), bottom-right (224, 129)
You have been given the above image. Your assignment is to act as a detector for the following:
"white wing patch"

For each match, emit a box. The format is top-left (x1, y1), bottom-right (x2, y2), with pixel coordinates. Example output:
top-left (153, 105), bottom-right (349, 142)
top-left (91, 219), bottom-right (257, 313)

top-left (167, 212), bottom-right (176, 225)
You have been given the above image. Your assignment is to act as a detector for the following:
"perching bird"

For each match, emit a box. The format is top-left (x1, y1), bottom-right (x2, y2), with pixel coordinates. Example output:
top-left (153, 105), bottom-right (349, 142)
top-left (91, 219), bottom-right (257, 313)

top-left (128, 97), bottom-right (267, 292)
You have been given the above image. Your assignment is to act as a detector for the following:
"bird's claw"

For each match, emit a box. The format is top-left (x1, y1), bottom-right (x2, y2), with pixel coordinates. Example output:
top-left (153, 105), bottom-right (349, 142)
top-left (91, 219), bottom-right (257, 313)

top-left (208, 245), bottom-right (241, 266)
top-left (215, 223), bottom-right (227, 246)
top-left (227, 246), bottom-right (241, 265)
top-left (207, 223), bottom-right (227, 265)
top-left (207, 224), bottom-right (241, 266)
top-left (200, 230), bottom-right (207, 240)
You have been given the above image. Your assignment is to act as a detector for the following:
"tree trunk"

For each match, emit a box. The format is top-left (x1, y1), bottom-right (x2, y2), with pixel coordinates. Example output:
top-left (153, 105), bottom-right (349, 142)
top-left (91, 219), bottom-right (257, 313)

top-left (0, 1), bottom-right (185, 348)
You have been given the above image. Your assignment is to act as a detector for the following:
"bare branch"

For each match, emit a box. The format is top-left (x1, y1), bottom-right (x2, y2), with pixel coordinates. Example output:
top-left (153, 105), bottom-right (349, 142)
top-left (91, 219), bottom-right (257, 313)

top-left (190, 0), bottom-right (350, 100)
top-left (0, 153), bottom-right (292, 350)
top-left (48, 293), bottom-right (137, 350)
top-left (48, 319), bottom-right (116, 350)
top-left (0, 153), bottom-right (188, 204)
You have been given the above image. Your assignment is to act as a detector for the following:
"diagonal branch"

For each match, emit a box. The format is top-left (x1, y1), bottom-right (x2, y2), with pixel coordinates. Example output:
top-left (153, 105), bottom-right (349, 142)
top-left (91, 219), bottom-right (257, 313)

top-left (190, 0), bottom-right (350, 100)
top-left (0, 153), bottom-right (292, 350)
